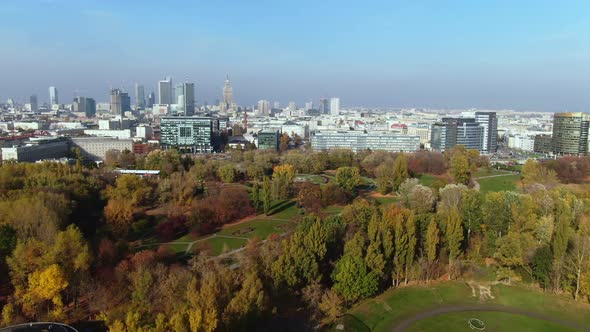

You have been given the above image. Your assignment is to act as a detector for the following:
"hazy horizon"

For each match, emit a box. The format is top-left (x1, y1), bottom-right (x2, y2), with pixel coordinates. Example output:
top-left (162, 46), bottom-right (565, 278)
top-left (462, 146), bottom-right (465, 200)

top-left (1, 0), bottom-right (589, 112)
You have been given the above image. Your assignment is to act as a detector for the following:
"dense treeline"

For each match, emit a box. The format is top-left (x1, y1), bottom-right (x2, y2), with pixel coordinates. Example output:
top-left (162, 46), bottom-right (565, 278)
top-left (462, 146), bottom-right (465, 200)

top-left (0, 148), bottom-right (588, 331)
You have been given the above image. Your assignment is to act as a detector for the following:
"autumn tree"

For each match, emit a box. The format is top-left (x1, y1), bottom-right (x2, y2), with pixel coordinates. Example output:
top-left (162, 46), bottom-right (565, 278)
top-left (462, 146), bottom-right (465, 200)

top-left (444, 207), bottom-right (464, 279)
top-left (392, 153), bottom-right (409, 191)
top-left (217, 164), bottom-right (237, 183)
top-left (272, 164), bottom-right (296, 200)
top-left (451, 152), bottom-right (470, 185)
top-left (251, 182), bottom-right (261, 212)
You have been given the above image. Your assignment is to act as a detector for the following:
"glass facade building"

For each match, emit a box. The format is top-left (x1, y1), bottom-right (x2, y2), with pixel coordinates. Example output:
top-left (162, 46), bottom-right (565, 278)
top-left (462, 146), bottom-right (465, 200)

top-left (257, 129), bottom-right (280, 150)
top-left (160, 117), bottom-right (213, 153)
top-left (431, 118), bottom-right (484, 152)
top-left (552, 112), bottom-right (589, 156)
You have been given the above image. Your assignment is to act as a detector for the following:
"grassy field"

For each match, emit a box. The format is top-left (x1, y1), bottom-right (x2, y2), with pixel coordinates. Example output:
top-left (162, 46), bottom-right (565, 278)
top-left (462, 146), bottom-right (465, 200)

top-left (217, 218), bottom-right (291, 239)
top-left (473, 168), bottom-right (513, 178)
top-left (478, 174), bottom-right (521, 193)
top-left (372, 196), bottom-right (399, 206)
top-left (418, 174), bottom-right (436, 187)
top-left (338, 282), bottom-right (590, 332)
top-left (406, 311), bottom-right (579, 332)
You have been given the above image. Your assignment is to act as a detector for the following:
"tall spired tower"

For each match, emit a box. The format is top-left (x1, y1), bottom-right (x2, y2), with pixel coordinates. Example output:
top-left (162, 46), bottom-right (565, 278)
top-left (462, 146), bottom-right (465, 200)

top-left (220, 75), bottom-right (235, 115)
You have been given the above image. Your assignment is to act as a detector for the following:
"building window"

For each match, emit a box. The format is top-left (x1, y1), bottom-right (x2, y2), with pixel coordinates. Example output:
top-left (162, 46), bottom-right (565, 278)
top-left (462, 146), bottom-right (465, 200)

top-left (180, 127), bottom-right (192, 137)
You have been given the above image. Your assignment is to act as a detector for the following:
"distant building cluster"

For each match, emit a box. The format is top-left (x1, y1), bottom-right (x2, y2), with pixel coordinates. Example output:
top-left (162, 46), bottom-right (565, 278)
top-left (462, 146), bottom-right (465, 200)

top-left (0, 77), bottom-right (588, 164)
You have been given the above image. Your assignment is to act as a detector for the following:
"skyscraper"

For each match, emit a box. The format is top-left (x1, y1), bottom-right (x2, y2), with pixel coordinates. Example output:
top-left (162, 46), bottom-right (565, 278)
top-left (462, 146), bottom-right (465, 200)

top-left (552, 112), bottom-right (589, 156)
top-left (475, 111), bottom-right (498, 153)
top-left (147, 92), bottom-right (156, 108)
top-left (305, 101), bottom-right (313, 111)
top-left (174, 83), bottom-right (184, 105)
top-left (135, 83), bottom-right (145, 108)
top-left (183, 82), bottom-right (195, 116)
top-left (29, 95), bottom-right (38, 112)
top-left (49, 86), bottom-right (58, 106)
top-left (110, 89), bottom-right (130, 116)
top-left (73, 96), bottom-right (96, 117)
top-left (288, 101), bottom-right (296, 114)
top-left (318, 98), bottom-right (330, 114)
top-left (330, 97), bottom-right (340, 116)
top-left (158, 77), bottom-right (173, 105)
top-left (273, 101), bottom-right (280, 109)
top-left (220, 75), bottom-right (234, 115)
top-left (257, 100), bottom-right (270, 116)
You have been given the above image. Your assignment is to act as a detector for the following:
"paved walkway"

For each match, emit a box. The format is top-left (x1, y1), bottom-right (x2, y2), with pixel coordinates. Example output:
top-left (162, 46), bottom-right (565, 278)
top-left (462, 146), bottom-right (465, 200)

top-left (391, 304), bottom-right (587, 332)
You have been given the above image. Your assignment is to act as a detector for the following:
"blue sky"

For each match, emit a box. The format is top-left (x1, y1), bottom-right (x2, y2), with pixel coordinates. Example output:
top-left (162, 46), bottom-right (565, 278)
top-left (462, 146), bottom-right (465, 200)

top-left (1, 0), bottom-right (589, 111)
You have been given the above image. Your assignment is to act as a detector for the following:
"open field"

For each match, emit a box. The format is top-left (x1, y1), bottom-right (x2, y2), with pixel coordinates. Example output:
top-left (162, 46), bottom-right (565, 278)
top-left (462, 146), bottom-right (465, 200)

top-left (477, 174), bottom-right (521, 193)
top-left (418, 174), bottom-right (436, 187)
top-left (338, 281), bottom-right (590, 332)
top-left (473, 168), bottom-right (514, 178)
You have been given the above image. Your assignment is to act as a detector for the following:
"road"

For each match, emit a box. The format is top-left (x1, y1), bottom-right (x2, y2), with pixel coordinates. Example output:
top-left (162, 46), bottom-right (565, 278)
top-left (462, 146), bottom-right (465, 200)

top-left (390, 304), bottom-right (587, 332)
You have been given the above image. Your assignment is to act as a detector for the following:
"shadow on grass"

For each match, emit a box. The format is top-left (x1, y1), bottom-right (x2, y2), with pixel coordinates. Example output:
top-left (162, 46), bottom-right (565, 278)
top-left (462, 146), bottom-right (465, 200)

top-left (269, 200), bottom-right (297, 216)
top-left (332, 314), bottom-right (371, 332)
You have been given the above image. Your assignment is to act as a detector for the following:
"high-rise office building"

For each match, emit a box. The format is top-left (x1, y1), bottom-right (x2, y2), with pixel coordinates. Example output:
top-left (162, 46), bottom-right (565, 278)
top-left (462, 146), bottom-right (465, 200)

top-left (257, 100), bottom-right (270, 116)
top-left (135, 83), bottom-right (145, 108)
top-left (73, 96), bottom-right (96, 117)
top-left (431, 117), bottom-right (484, 152)
top-left (174, 83), bottom-right (184, 104)
top-left (288, 101), bottom-right (296, 114)
top-left (183, 82), bottom-right (195, 116)
top-left (49, 86), bottom-right (58, 106)
top-left (273, 101), bottom-right (280, 109)
top-left (552, 112), bottom-right (589, 156)
top-left (110, 89), bottom-right (130, 116)
top-left (318, 98), bottom-right (330, 114)
top-left (330, 97), bottom-right (340, 116)
top-left (147, 92), bottom-right (156, 108)
top-left (305, 101), bottom-right (313, 111)
top-left (475, 111), bottom-right (498, 153)
top-left (29, 95), bottom-right (38, 112)
top-left (158, 77), bottom-right (173, 105)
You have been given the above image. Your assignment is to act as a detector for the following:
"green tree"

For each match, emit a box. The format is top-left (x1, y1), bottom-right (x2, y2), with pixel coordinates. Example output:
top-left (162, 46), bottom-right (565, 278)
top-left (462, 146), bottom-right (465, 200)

top-left (462, 189), bottom-right (483, 241)
top-left (332, 254), bottom-right (378, 303)
top-left (393, 214), bottom-right (408, 286)
top-left (365, 216), bottom-right (386, 279)
top-left (262, 176), bottom-right (272, 215)
top-left (335, 166), bottom-right (361, 193)
top-left (425, 217), bottom-right (440, 282)
top-left (392, 153), bottom-right (409, 191)
top-left (405, 214), bottom-right (417, 284)
top-left (0, 224), bottom-right (17, 259)
top-left (494, 232), bottom-right (525, 283)
top-left (532, 245), bottom-right (553, 290)
top-left (445, 207), bottom-right (464, 279)
top-left (552, 202), bottom-right (572, 291)
top-left (450, 153), bottom-right (470, 185)
top-left (251, 182), bottom-right (260, 212)
top-left (217, 164), bottom-right (237, 183)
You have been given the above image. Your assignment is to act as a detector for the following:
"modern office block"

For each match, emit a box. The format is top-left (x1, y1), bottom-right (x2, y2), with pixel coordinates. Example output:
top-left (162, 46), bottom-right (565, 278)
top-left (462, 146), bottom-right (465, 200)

top-left (160, 116), bottom-right (213, 153)
top-left (552, 112), bottom-right (589, 156)
top-left (311, 131), bottom-right (420, 153)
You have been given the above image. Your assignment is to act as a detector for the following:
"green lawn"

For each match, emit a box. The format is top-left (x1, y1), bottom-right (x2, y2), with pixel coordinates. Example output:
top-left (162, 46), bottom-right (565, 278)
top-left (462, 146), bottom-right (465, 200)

top-left (339, 282), bottom-right (590, 332)
top-left (217, 219), bottom-right (291, 239)
top-left (478, 174), bottom-right (520, 193)
top-left (474, 168), bottom-right (512, 178)
top-left (323, 205), bottom-right (344, 216)
top-left (373, 196), bottom-right (399, 206)
top-left (202, 236), bottom-right (248, 255)
top-left (418, 174), bottom-right (436, 187)
top-left (406, 311), bottom-right (578, 332)
top-left (269, 200), bottom-right (301, 219)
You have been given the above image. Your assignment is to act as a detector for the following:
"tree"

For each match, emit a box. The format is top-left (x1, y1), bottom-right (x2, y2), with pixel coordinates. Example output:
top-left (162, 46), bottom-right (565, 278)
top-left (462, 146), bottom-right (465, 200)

top-left (222, 271), bottom-right (266, 329)
top-left (392, 153), bottom-right (409, 191)
top-left (425, 217), bottom-right (440, 282)
top-left (217, 164), bottom-right (237, 183)
top-left (22, 264), bottom-right (69, 320)
top-left (365, 216), bottom-right (386, 279)
top-left (251, 182), bottom-right (261, 212)
top-left (393, 214), bottom-right (408, 286)
top-left (332, 254), bottom-right (378, 303)
top-left (106, 174), bottom-right (153, 206)
top-left (0, 224), bottom-right (17, 259)
top-left (104, 199), bottom-right (134, 235)
top-left (552, 205), bottom-right (572, 291)
top-left (494, 232), bottom-right (525, 283)
top-left (461, 189), bottom-right (483, 241)
top-left (405, 214), bottom-right (417, 284)
top-left (398, 178), bottom-right (419, 207)
top-left (272, 164), bottom-right (296, 199)
top-left (262, 176), bottom-right (272, 215)
top-left (566, 218), bottom-right (590, 300)
top-left (318, 289), bottom-right (344, 322)
top-left (445, 207), bottom-right (464, 279)
top-left (522, 159), bottom-right (558, 187)
top-left (450, 153), bottom-right (470, 185)
top-left (375, 162), bottom-right (393, 194)
top-left (335, 167), bottom-right (361, 193)
top-left (279, 133), bottom-right (290, 153)
top-left (408, 185), bottom-right (435, 214)
top-left (532, 245), bottom-right (553, 290)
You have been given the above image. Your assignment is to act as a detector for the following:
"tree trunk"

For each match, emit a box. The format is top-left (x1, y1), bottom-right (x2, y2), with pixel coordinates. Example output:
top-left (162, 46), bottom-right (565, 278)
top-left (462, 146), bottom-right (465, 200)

top-left (575, 267), bottom-right (581, 301)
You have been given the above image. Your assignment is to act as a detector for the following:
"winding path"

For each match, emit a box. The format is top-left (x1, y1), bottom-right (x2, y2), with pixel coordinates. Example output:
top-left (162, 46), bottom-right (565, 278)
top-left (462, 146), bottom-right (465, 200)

top-left (391, 304), bottom-right (588, 332)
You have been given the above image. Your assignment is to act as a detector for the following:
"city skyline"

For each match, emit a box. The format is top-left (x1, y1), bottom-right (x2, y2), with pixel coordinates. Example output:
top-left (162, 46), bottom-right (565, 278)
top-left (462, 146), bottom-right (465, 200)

top-left (1, 1), bottom-right (590, 111)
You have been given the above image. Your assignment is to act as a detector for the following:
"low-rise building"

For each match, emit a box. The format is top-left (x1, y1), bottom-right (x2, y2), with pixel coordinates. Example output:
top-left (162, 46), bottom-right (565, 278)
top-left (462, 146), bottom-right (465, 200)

top-left (311, 130), bottom-right (420, 152)
top-left (69, 137), bottom-right (133, 161)
top-left (257, 129), bottom-right (280, 150)
top-left (1, 137), bottom-right (69, 162)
